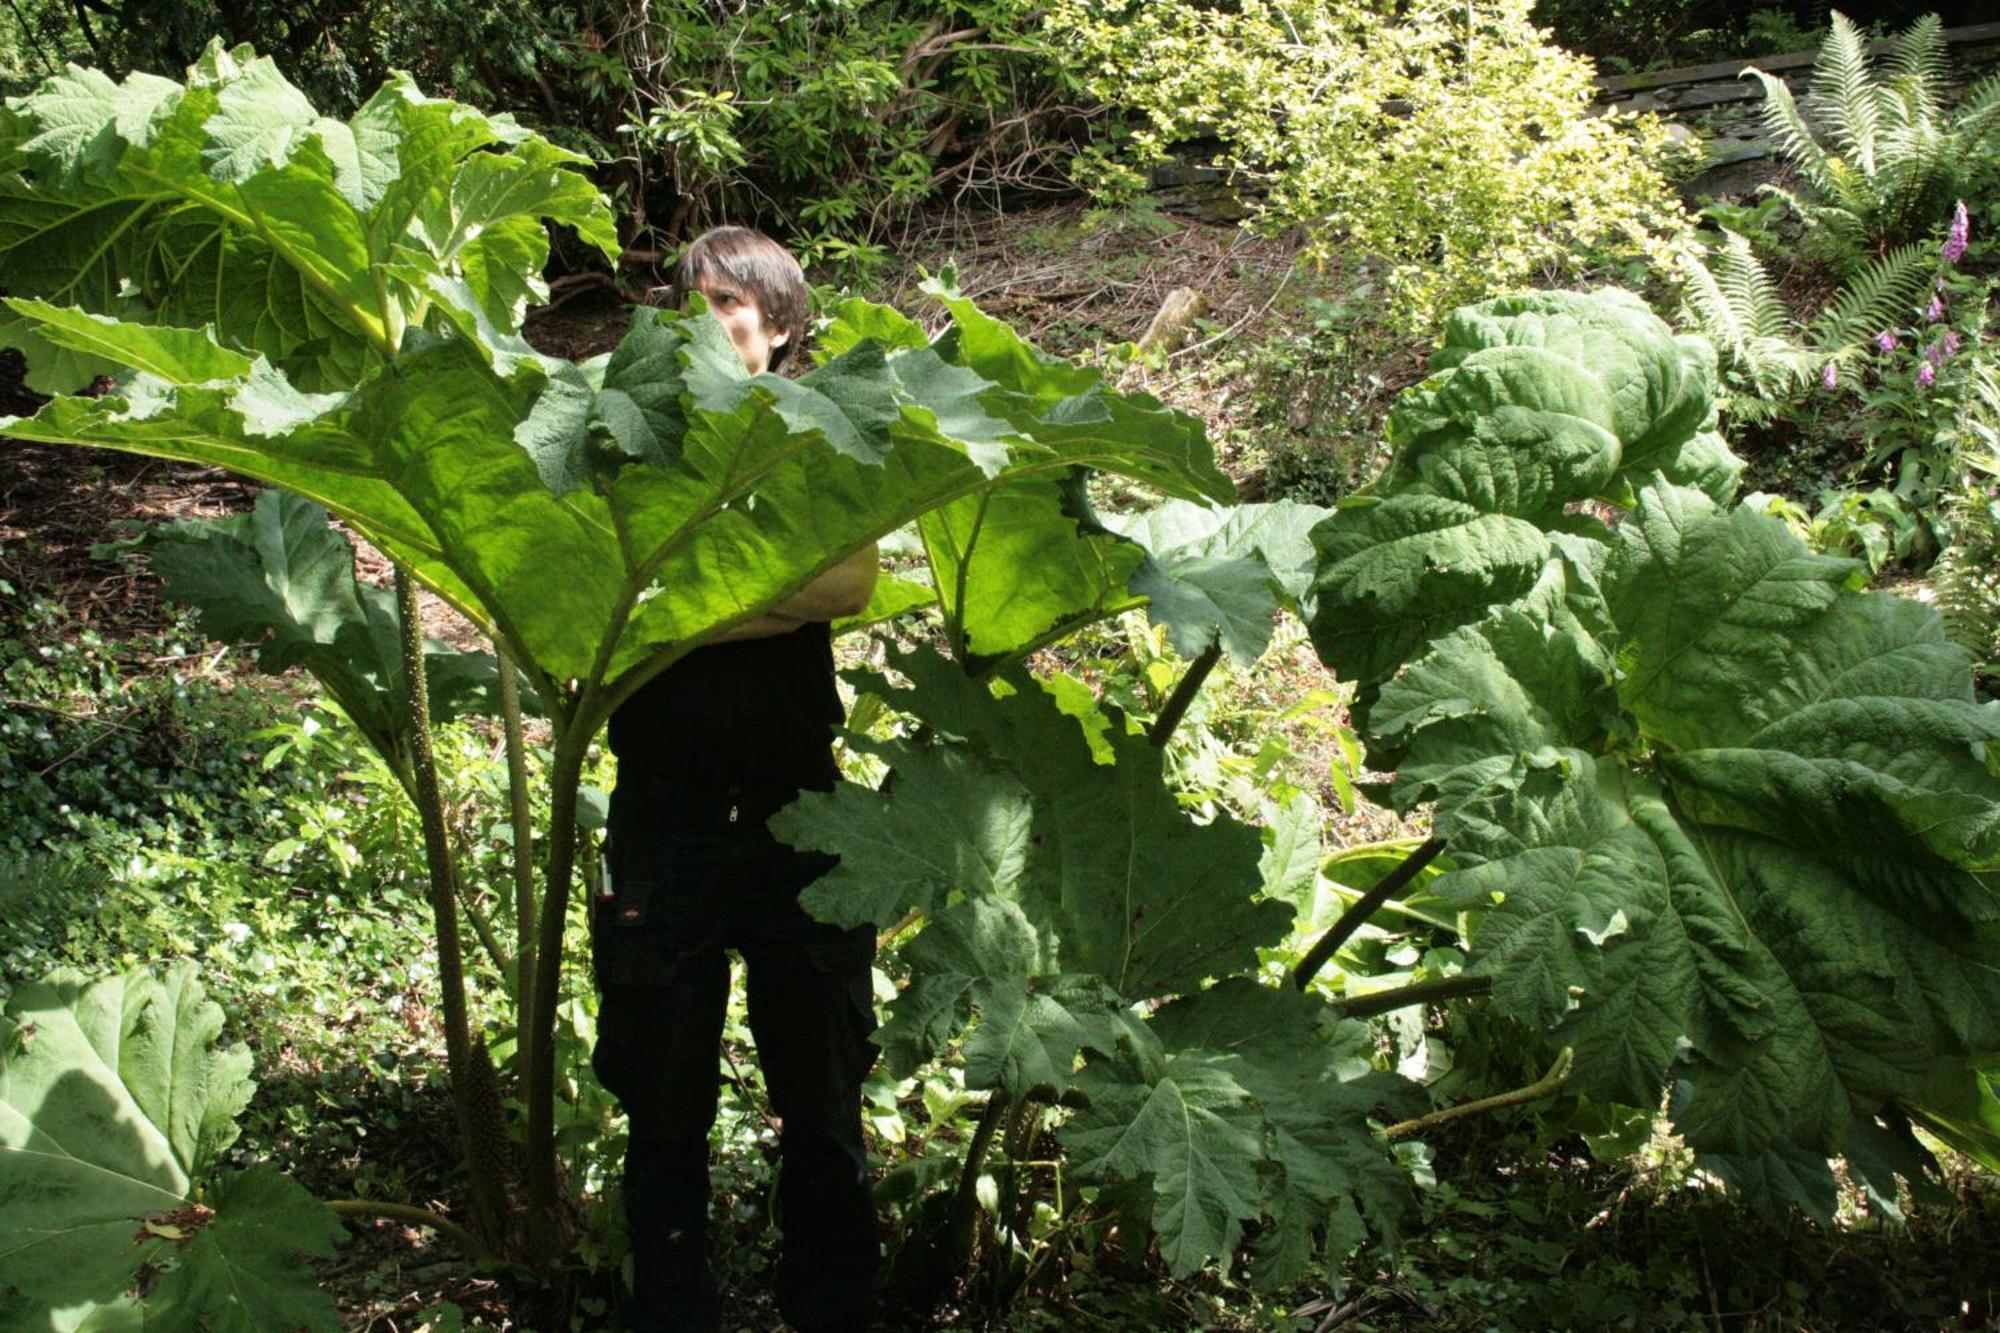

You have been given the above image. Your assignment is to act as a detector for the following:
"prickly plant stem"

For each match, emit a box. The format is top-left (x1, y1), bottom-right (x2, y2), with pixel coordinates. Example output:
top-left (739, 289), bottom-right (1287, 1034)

top-left (1148, 641), bottom-right (1223, 748)
top-left (949, 1092), bottom-right (1011, 1268)
top-left (497, 646), bottom-right (539, 1031)
top-left (522, 718), bottom-right (590, 1244)
top-left (1292, 836), bottom-right (1448, 990)
top-left (1384, 1047), bottom-right (1574, 1141)
top-left (395, 566), bottom-right (508, 1248)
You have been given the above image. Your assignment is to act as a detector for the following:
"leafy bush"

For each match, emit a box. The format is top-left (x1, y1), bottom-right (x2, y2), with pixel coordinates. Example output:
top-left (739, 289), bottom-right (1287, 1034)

top-left (593, 1), bottom-right (1082, 267)
top-left (1744, 12), bottom-right (2000, 268)
top-left (1305, 286), bottom-right (2000, 1211)
top-left (1047, 0), bottom-right (1687, 326)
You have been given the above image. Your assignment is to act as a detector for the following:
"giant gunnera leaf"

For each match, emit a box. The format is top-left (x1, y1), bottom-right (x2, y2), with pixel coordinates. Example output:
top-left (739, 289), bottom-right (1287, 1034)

top-left (0, 964), bottom-right (343, 1329)
top-left (1308, 288), bottom-right (1744, 694)
top-left (0, 43), bottom-right (616, 389)
top-left (1302, 287), bottom-right (2000, 1215)
top-left (774, 647), bottom-right (1422, 1284)
top-left (142, 488), bottom-right (526, 772)
top-left (1063, 979), bottom-right (1421, 1284)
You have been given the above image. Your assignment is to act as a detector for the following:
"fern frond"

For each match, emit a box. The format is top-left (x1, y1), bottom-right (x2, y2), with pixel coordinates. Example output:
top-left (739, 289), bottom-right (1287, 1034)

top-left (1717, 230), bottom-right (1791, 342)
top-left (1806, 241), bottom-right (1934, 351)
top-left (1871, 126), bottom-right (1957, 243)
top-left (1882, 13), bottom-right (1946, 128)
top-left (1934, 486), bottom-right (2000, 674)
top-left (1676, 233), bottom-right (1814, 393)
top-left (1958, 70), bottom-right (2000, 123)
top-left (1676, 241), bottom-right (1752, 365)
top-left (1809, 11), bottom-right (1882, 174)
top-left (1744, 69), bottom-right (1834, 193)
top-left (1953, 71), bottom-right (2000, 149)
top-left (1746, 338), bottom-right (1817, 397)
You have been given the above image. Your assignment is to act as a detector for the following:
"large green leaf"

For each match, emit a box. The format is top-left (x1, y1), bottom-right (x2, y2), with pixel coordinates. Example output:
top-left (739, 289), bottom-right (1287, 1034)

top-left (871, 896), bottom-right (1123, 1095)
top-left (1307, 289), bottom-right (1744, 692)
top-left (1100, 499), bottom-right (1331, 666)
top-left (142, 489), bottom-right (524, 768)
top-left (1308, 492), bottom-right (1550, 688)
top-left (1387, 491), bottom-right (2000, 1159)
top-left (2, 294), bottom-right (1230, 713)
top-left (1302, 285), bottom-right (2000, 1196)
top-left (799, 646), bottom-right (1293, 999)
top-left (0, 47), bottom-right (615, 388)
top-left (1063, 979), bottom-right (1419, 1281)
top-left (884, 278), bottom-right (1233, 667)
top-left (0, 965), bottom-right (341, 1329)
top-left (918, 471), bottom-right (1144, 666)
top-left (774, 737), bottom-right (1035, 930)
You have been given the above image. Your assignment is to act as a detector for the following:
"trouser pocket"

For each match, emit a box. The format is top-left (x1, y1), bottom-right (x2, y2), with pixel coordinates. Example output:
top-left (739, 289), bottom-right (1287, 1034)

top-left (591, 828), bottom-right (719, 988)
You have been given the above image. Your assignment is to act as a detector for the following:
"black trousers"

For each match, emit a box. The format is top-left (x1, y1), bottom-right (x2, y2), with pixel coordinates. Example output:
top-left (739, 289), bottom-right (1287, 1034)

top-left (590, 790), bottom-right (880, 1333)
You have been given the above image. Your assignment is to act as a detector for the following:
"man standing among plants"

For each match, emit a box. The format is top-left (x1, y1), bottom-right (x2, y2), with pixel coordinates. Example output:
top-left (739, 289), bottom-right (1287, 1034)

top-left (590, 226), bottom-right (883, 1333)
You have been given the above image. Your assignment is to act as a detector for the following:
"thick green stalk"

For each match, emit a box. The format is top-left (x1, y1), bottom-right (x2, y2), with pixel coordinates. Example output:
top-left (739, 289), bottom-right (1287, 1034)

top-left (1292, 836), bottom-right (1448, 990)
top-left (522, 717), bottom-right (592, 1240)
top-left (1147, 641), bottom-right (1223, 748)
top-left (326, 1198), bottom-right (491, 1261)
top-left (1329, 972), bottom-right (1492, 1019)
top-left (396, 567), bottom-right (511, 1248)
top-left (1384, 1047), bottom-right (1574, 1141)
top-left (948, 1091), bottom-right (1011, 1269)
top-left (496, 646), bottom-right (539, 1035)
top-left (995, 1096), bottom-right (1043, 1249)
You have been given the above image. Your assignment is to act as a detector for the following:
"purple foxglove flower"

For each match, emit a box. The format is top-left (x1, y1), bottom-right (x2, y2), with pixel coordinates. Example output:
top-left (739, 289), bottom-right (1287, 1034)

top-left (1943, 200), bottom-right (1970, 264)
top-left (1926, 339), bottom-right (1946, 368)
top-left (1940, 329), bottom-right (1963, 360)
top-left (1926, 293), bottom-right (1945, 322)
top-left (1917, 361), bottom-right (1936, 389)
top-left (1822, 361), bottom-right (1838, 390)
top-left (1876, 330), bottom-right (1898, 353)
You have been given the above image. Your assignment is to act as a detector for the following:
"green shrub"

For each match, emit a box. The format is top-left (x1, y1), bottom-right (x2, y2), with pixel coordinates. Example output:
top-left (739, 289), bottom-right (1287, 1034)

top-left (1047, 0), bottom-right (1689, 328)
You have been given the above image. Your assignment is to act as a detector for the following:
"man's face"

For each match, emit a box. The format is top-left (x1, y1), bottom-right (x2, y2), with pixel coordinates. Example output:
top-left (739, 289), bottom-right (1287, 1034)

top-left (694, 274), bottom-right (788, 375)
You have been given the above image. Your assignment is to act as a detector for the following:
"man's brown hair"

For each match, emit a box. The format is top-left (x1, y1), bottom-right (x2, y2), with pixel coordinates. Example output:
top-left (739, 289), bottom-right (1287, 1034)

top-left (672, 226), bottom-right (809, 371)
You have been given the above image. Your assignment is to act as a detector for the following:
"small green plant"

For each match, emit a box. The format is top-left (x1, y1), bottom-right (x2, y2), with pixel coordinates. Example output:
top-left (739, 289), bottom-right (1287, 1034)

top-left (1743, 12), bottom-right (2000, 267)
top-left (1745, 485), bottom-right (1924, 573)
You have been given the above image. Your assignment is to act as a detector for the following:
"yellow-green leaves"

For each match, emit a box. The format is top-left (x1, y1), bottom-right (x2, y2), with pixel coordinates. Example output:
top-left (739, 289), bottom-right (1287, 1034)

top-left (1046, 0), bottom-right (1686, 326)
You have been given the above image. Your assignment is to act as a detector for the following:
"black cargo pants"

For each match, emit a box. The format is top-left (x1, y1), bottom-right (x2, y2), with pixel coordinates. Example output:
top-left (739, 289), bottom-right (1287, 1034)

top-left (590, 780), bottom-right (880, 1333)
